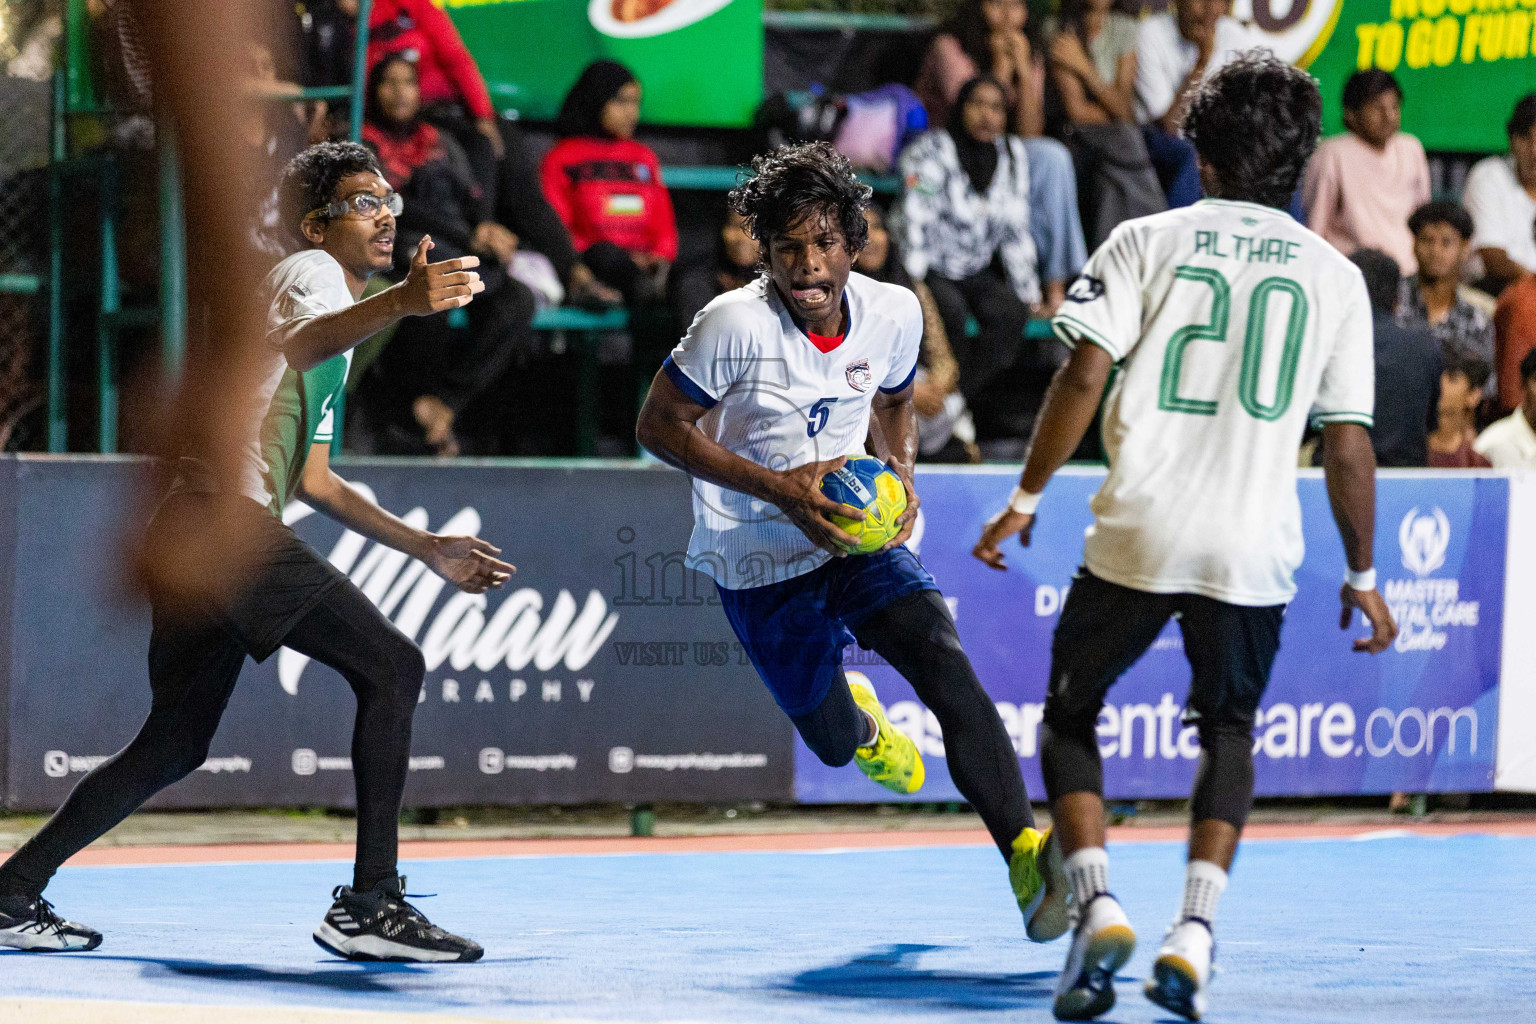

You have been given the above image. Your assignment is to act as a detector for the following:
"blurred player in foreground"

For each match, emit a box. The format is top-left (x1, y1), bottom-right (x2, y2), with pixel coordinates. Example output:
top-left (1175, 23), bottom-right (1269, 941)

top-left (0, 142), bottom-right (511, 962)
top-left (636, 141), bottom-right (1069, 943)
top-left (973, 55), bottom-right (1398, 1021)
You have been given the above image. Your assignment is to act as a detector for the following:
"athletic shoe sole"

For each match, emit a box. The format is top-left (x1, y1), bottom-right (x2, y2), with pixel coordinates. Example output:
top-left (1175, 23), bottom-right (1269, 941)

top-left (1025, 834), bottom-right (1071, 943)
top-left (1053, 924), bottom-right (1137, 1021)
top-left (312, 922), bottom-right (483, 963)
top-left (0, 930), bottom-right (102, 952)
top-left (1145, 952), bottom-right (1203, 1021)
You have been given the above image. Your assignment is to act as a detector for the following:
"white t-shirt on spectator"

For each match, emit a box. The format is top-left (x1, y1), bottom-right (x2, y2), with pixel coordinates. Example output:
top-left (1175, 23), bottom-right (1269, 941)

top-left (663, 273), bottom-right (923, 590)
top-left (1134, 13), bottom-right (1262, 125)
top-left (1473, 407), bottom-right (1536, 468)
top-left (1463, 155), bottom-right (1536, 275)
top-left (1050, 199), bottom-right (1374, 606)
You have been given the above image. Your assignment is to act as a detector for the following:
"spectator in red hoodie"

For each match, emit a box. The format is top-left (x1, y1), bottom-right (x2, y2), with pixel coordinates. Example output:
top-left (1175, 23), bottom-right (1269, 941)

top-left (540, 61), bottom-right (678, 304)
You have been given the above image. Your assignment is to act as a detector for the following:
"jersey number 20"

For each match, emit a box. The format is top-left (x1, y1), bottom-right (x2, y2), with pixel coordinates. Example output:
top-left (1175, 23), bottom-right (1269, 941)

top-left (1158, 266), bottom-right (1308, 421)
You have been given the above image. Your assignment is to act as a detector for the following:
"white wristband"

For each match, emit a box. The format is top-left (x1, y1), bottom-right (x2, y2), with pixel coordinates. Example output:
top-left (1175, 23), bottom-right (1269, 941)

top-left (1345, 567), bottom-right (1376, 591)
top-left (1008, 485), bottom-right (1043, 515)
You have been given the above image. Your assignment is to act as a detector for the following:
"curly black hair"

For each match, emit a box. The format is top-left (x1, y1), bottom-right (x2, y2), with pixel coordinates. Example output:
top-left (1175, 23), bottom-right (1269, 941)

top-left (278, 140), bottom-right (384, 234)
top-left (1407, 200), bottom-right (1473, 240)
top-left (1182, 53), bottom-right (1321, 211)
top-left (726, 142), bottom-right (872, 262)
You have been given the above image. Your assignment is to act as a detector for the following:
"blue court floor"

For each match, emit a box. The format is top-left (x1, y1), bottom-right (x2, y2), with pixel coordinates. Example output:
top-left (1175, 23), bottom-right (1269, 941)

top-left (2, 833), bottom-right (1532, 1023)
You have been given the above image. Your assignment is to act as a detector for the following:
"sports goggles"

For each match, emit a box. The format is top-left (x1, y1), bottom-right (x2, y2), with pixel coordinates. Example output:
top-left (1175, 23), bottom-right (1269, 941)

top-left (307, 191), bottom-right (404, 221)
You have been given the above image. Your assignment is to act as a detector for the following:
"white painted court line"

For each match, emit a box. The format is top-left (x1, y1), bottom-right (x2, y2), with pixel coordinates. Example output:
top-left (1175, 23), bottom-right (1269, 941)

top-left (0, 998), bottom-right (721, 1024)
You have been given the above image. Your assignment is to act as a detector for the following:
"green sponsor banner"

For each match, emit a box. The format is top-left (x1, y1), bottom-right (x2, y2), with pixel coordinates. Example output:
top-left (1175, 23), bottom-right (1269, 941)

top-left (440, 0), bottom-right (765, 128)
top-left (1237, 0), bottom-right (1535, 153)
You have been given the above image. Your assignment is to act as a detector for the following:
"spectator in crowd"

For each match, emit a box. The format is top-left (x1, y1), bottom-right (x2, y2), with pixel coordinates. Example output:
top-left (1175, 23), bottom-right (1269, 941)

top-left (358, 53), bottom-right (536, 456)
top-left (541, 61), bottom-right (677, 307)
top-left (668, 209), bottom-right (759, 336)
top-left (898, 76), bottom-right (1053, 441)
top-left (1303, 70), bottom-right (1429, 273)
top-left (1463, 93), bottom-right (1536, 292)
top-left (1427, 355), bottom-right (1493, 469)
top-left (239, 40), bottom-right (310, 263)
top-left (1045, 0), bottom-right (1164, 248)
top-left (1397, 201), bottom-right (1495, 372)
top-left (854, 205), bottom-right (977, 462)
top-left (1351, 248), bottom-right (1440, 467)
top-left (1134, 0), bottom-right (1258, 208)
top-left (1494, 247), bottom-right (1536, 413)
top-left (290, 0), bottom-right (359, 142)
top-left (1474, 347), bottom-right (1536, 468)
top-left (913, 0), bottom-right (1087, 303)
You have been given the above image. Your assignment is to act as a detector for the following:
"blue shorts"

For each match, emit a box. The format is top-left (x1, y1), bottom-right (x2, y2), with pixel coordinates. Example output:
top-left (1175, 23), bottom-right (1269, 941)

top-left (716, 546), bottom-right (938, 717)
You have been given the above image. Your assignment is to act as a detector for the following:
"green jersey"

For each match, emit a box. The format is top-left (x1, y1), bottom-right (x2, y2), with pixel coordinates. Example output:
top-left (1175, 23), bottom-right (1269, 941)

top-left (257, 351), bottom-right (351, 517)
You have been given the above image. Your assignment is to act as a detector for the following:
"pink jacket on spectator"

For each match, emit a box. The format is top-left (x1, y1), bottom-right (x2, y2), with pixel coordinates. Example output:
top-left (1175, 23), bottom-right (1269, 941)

top-left (1302, 131), bottom-right (1429, 274)
top-left (368, 0), bottom-right (494, 121)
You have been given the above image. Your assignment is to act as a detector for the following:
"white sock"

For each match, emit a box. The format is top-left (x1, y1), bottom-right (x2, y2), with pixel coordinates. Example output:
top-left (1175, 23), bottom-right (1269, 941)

top-left (859, 710), bottom-right (880, 748)
top-left (1179, 859), bottom-right (1228, 926)
top-left (1063, 847), bottom-right (1110, 907)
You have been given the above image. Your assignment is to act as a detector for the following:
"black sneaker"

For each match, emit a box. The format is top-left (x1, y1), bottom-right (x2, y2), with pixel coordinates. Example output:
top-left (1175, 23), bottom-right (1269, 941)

top-left (313, 876), bottom-right (482, 963)
top-left (0, 895), bottom-right (103, 952)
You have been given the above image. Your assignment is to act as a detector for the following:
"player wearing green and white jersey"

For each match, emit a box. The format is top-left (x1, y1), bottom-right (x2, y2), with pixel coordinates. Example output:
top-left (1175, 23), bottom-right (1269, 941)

top-left (0, 142), bottom-right (514, 963)
top-left (974, 57), bottom-right (1398, 1021)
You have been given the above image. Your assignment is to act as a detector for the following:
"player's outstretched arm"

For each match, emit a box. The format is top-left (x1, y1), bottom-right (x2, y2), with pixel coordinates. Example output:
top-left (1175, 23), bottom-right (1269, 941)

top-left (295, 443), bottom-right (513, 594)
top-left (870, 384), bottom-right (920, 552)
top-left (636, 369), bottom-right (864, 555)
top-left (1321, 422), bottom-right (1397, 654)
top-left (282, 236), bottom-right (485, 371)
top-left (973, 342), bottom-right (1113, 569)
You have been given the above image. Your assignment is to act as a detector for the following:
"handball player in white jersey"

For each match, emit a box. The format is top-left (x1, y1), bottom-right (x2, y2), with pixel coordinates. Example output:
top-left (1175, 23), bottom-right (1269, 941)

top-left (637, 141), bottom-right (1069, 942)
top-left (972, 56), bottom-right (1399, 1020)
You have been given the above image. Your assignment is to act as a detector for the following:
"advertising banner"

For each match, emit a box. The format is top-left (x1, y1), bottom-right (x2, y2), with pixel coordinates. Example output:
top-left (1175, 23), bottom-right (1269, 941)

top-left (0, 457), bottom-right (792, 811)
top-left (441, 0), bottom-right (765, 128)
top-left (1235, 0), bottom-right (1533, 152)
top-left (795, 468), bottom-right (1507, 802)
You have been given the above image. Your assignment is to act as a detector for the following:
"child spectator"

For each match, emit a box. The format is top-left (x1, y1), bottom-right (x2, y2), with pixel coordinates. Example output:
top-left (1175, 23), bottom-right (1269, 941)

top-left (1397, 201), bottom-right (1495, 373)
top-left (913, 0), bottom-right (1087, 299)
top-left (358, 53), bottom-right (536, 457)
top-left (1045, 0), bottom-right (1164, 247)
top-left (668, 209), bottom-right (758, 336)
top-left (1134, 0), bottom-right (1259, 208)
top-left (1474, 348), bottom-right (1536, 468)
top-left (541, 61), bottom-right (677, 305)
top-left (898, 77), bottom-right (1053, 441)
top-left (1351, 248), bottom-right (1440, 467)
top-left (1427, 356), bottom-right (1493, 469)
top-left (854, 205), bottom-right (977, 462)
top-left (1463, 93), bottom-right (1536, 292)
top-left (1303, 70), bottom-right (1429, 273)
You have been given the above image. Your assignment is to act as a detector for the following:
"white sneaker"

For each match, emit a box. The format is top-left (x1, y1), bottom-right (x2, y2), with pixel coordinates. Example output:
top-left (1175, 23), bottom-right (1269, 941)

top-left (1052, 893), bottom-right (1136, 1021)
top-left (1144, 918), bottom-right (1214, 1021)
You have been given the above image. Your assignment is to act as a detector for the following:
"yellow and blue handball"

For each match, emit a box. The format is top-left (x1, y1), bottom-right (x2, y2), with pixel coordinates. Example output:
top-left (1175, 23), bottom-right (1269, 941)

top-left (819, 456), bottom-right (908, 554)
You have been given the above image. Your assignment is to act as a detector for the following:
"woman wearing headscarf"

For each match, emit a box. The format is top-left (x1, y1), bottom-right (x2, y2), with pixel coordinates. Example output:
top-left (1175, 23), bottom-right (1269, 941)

top-left (357, 52), bottom-right (535, 456)
top-left (913, 0), bottom-right (1086, 307)
top-left (540, 60), bottom-right (678, 303)
top-left (896, 76), bottom-right (1058, 443)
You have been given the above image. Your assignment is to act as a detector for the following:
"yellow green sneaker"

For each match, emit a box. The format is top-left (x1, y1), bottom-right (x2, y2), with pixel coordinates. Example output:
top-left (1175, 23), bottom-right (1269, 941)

top-left (848, 679), bottom-right (925, 794)
top-left (1012, 826), bottom-right (1072, 942)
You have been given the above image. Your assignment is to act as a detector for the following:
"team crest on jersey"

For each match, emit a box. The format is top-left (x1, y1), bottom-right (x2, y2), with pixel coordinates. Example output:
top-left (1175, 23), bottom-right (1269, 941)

top-left (1066, 274), bottom-right (1105, 303)
top-left (845, 359), bottom-right (873, 392)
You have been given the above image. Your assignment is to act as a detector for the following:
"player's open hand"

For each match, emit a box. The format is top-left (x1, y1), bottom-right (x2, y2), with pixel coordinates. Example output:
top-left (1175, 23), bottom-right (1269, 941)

top-left (427, 534), bottom-right (515, 594)
top-left (1339, 583), bottom-right (1397, 654)
top-left (972, 508), bottom-right (1036, 570)
top-left (879, 465), bottom-right (920, 553)
top-left (398, 235), bottom-right (484, 317)
top-left (773, 456), bottom-right (865, 557)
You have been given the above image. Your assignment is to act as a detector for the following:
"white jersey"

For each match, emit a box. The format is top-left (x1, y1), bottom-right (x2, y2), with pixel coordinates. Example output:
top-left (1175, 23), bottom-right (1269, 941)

top-left (1051, 199), bottom-right (1374, 606)
top-left (664, 272), bottom-right (923, 591)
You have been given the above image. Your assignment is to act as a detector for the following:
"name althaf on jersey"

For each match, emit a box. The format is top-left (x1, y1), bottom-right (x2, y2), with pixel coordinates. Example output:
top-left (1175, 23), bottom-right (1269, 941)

top-left (662, 273), bottom-right (923, 591)
top-left (1052, 199), bottom-right (1375, 606)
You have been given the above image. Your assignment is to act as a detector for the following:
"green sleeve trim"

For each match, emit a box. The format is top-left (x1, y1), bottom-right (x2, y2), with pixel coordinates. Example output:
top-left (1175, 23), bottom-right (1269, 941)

top-left (1052, 314), bottom-right (1124, 361)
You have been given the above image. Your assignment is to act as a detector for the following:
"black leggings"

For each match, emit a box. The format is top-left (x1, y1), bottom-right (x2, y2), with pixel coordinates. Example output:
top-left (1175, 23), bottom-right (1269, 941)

top-left (791, 591), bottom-right (1034, 859)
top-left (0, 581), bottom-right (424, 898)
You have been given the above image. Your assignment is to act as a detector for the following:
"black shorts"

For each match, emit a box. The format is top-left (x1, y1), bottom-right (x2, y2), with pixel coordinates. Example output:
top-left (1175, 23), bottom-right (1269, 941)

top-left (1043, 568), bottom-right (1286, 733)
top-left (147, 491), bottom-right (348, 662)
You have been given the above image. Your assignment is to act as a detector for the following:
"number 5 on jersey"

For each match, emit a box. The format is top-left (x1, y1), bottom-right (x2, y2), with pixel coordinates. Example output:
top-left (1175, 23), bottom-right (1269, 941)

top-left (807, 397), bottom-right (839, 437)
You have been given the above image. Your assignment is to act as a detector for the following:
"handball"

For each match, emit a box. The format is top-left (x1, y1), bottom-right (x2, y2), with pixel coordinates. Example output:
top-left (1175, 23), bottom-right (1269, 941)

top-left (819, 456), bottom-right (908, 554)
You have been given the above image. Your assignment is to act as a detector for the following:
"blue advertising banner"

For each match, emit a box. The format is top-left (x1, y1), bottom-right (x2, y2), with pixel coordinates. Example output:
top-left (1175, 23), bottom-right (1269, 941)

top-left (795, 469), bottom-right (1507, 802)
